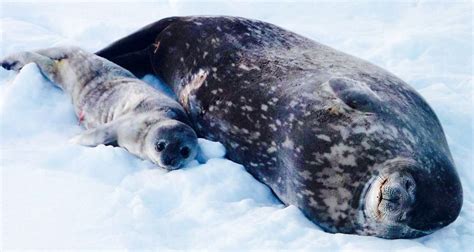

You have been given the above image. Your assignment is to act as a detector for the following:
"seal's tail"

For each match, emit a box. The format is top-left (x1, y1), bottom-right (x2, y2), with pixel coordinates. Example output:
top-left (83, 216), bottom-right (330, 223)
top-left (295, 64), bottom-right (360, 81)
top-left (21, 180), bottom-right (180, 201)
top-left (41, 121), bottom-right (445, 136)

top-left (96, 17), bottom-right (181, 77)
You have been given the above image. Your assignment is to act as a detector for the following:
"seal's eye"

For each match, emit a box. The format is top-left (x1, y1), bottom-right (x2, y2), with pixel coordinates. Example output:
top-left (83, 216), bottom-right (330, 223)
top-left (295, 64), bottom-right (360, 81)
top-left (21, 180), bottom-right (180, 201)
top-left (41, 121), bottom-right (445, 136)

top-left (155, 141), bottom-right (166, 152)
top-left (180, 146), bottom-right (190, 158)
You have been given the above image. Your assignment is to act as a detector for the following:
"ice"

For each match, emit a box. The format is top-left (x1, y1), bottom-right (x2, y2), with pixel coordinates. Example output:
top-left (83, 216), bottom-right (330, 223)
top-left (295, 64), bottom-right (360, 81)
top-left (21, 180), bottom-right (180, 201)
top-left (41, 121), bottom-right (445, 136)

top-left (1, 1), bottom-right (472, 250)
top-left (196, 138), bottom-right (226, 162)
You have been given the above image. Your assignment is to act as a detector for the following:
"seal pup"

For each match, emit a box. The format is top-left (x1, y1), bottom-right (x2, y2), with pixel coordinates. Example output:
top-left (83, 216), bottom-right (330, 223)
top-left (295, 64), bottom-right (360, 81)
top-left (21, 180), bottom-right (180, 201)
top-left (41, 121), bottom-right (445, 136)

top-left (96, 16), bottom-right (463, 238)
top-left (1, 46), bottom-right (198, 170)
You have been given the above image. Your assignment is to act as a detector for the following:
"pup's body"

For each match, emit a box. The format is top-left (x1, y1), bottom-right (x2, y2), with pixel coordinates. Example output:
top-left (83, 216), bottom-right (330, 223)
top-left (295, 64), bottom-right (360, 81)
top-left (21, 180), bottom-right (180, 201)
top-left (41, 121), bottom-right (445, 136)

top-left (1, 47), bottom-right (198, 170)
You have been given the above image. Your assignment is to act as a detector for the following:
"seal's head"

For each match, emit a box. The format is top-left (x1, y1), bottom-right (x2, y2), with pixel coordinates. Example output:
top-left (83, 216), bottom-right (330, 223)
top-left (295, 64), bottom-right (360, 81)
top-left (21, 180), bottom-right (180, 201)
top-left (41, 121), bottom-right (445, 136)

top-left (361, 157), bottom-right (462, 238)
top-left (288, 76), bottom-right (462, 239)
top-left (145, 119), bottom-right (198, 170)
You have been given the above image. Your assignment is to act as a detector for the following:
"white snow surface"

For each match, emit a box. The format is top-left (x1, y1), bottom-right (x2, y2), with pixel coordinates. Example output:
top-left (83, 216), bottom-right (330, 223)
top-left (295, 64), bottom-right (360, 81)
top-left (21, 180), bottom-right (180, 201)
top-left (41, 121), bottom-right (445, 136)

top-left (0, 1), bottom-right (472, 251)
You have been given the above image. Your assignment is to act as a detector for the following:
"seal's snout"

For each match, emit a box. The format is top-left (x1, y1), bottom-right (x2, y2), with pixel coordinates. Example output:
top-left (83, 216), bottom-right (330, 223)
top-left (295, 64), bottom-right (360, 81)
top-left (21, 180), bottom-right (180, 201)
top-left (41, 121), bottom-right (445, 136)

top-left (376, 172), bottom-right (416, 221)
top-left (155, 140), bottom-right (183, 168)
top-left (364, 169), bottom-right (416, 225)
top-left (406, 164), bottom-right (463, 232)
top-left (147, 120), bottom-right (198, 171)
top-left (363, 157), bottom-right (463, 238)
top-left (162, 155), bottom-right (179, 167)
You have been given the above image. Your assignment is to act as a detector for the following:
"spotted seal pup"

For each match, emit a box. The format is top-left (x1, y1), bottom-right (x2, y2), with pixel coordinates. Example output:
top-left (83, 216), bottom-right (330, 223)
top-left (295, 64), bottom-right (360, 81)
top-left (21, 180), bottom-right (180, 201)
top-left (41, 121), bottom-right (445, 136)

top-left (1, 46), bottom-right (198, 170)
top-left (98, 16), bottom-right (460, 238)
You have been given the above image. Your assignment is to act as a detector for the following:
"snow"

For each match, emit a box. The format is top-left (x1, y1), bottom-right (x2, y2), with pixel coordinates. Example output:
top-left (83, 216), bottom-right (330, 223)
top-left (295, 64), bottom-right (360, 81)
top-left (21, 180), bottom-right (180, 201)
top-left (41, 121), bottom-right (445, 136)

top-left (1, 1), bottom-right (472, 250)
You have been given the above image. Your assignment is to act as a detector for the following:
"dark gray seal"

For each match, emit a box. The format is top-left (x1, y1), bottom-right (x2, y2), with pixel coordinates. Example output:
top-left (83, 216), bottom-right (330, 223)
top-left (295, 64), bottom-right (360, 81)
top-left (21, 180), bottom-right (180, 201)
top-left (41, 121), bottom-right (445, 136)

top-left (97, 16), bottom-right (463, 239)
top-left (1, 46), bottom-right (198, 170)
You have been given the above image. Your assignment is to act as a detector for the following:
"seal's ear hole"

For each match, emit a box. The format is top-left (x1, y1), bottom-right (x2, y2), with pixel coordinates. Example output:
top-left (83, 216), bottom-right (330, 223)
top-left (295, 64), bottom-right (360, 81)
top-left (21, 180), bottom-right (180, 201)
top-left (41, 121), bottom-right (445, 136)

top-left (328, 77), bottom-right (381, 113)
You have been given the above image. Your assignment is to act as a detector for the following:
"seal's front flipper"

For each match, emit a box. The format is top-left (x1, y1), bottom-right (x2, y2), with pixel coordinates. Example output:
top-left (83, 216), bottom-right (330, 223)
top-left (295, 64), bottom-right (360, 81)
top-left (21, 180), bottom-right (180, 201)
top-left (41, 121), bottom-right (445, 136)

top-left (69, 123), bottom-right (119, 147)
top-left (101, 48), bottom-right (152, 78)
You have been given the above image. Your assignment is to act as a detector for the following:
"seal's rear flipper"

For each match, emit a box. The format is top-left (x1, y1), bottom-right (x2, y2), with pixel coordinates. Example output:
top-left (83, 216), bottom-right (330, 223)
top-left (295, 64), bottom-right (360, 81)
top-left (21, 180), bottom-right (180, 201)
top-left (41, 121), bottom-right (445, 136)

top-left (1, 51), bottom-right (57, 83)
top-left (100, 48), bottom-right (153, 78)
top-left (96, 17), bottom-right (181, 77)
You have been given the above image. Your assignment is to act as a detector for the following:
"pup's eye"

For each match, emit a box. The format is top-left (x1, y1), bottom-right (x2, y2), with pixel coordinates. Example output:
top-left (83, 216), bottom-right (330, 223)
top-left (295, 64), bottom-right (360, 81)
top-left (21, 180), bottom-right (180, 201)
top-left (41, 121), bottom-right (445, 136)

top-left (155, 141), bottom-right (166, 152)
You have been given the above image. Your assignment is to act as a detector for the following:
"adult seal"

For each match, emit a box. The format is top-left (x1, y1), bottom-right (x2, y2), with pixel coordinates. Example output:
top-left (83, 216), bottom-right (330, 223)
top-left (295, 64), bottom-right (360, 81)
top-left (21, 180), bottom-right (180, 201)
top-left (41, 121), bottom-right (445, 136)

top-left (96, 16), bottom-right (463, 239)
top-left (1, 46), bottom-right (198, 170)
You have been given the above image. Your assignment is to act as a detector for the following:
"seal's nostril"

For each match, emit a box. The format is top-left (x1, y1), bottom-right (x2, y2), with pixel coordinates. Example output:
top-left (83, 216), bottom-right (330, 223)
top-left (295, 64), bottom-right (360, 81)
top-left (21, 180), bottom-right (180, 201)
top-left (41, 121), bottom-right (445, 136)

top-left (180, 146), bottom-right (190, 158)
top-left (383, 187), bottom-right (401, 203)
top-left (391, 192), bottom-right (401, 202)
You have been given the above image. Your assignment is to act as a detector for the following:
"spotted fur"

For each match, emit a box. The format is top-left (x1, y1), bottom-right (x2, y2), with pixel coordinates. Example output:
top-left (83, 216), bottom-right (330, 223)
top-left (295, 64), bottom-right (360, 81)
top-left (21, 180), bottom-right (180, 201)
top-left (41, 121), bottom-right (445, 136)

top-left (97, 16), bottom-right (463, 238)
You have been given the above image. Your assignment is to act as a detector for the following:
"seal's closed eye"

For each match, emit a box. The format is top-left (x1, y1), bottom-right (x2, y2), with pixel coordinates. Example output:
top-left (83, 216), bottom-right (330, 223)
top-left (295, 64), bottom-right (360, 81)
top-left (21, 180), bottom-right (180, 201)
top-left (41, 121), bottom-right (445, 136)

top-left (328, 77), bottom-right (382, 113)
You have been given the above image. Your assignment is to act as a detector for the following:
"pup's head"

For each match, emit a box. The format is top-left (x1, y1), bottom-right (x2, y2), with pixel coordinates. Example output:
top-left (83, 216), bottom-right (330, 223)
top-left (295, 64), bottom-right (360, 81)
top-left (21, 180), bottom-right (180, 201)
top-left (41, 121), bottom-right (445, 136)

top-left (144, 119), bottom-right (198, 170)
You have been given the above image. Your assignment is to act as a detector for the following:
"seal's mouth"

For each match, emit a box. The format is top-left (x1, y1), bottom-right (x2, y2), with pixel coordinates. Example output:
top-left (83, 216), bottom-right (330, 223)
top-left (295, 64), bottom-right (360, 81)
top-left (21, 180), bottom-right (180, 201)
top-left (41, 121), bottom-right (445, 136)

top-left (375, 177), bottom-right (388, 218)
top-left (361, 175), bottom-right (388, 221)
top-left (157, 159), bottom-right (183, 171)
top-left (356, 157), bottom-right (458, 239)
top-left (365, 173), bottom-right (415, 221)
top-left (359, 173), bottom-right (434, 238)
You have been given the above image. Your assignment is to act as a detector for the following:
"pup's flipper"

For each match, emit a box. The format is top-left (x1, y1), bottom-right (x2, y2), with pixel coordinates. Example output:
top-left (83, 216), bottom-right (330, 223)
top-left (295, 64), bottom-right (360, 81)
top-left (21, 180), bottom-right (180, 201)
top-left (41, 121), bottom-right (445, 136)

top-left (69, 122), bottom-right (120, 147)
top-left (1, 51), bottom-right (57, 82)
